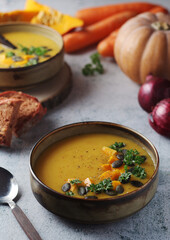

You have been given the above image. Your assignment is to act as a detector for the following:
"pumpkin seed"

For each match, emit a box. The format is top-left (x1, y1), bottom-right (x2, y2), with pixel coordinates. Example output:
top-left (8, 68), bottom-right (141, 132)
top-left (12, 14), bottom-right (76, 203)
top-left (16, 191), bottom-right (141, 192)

top-left (116, 153), bottom-right (124, 160)
top-left (84, 196), bottom-right (98, 200)
top-left (62, 183), bottom-right (71, 192)
top-left (78, 186), bottom-right (87, 196)
top-left (130, 180), bottom-right (143, 188)
top-left (112, 159), bottom-right (123, 168)
top-left (116, 185), bottom-right (124, 194)
top-left (105, 190), bottom-right (117, 196)
top-left (12, 56), bottom-right (23, 62)
top-left (122, 149), bottom-right (127, 155)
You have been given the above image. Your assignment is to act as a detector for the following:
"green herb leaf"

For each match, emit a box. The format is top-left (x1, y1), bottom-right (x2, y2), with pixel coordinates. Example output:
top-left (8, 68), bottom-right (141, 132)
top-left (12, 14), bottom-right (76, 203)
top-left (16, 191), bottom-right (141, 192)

top-left (65, 191), bottom-right (74, 196)
top-left (109, 142), bottom-right (125, 152)
top-left (70, 179), bottom-right (82, 185)
top-left (82, 64), bottom-right (95, 76)
top-left (134, 155), bottom-right (146, 165)
top-left (82, 52), bottom-right (104, 76)
top-left (25, 57), bottom-right (38, 66)
top-left (6, 51), bottom-right (15, 57)
top-left (123, 149), bottom-right (146, 166)
top-left (88, 178), bottom-right (113, 193)
top-left (130, 166), bottom-right (147, 179)
top-left (19, 44), bottom-right (49, 56)
top-left (118, 172), bottom-right (131, 184)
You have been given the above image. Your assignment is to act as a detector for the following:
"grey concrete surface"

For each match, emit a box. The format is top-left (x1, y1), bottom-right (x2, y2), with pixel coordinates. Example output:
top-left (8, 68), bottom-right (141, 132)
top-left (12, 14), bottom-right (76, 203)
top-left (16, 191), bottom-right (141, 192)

top-left (0, 0), bottom-right (170, 239)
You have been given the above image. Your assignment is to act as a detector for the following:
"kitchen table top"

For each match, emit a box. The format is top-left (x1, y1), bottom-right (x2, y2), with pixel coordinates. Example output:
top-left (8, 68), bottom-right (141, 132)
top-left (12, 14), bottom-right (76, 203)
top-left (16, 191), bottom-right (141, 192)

top-left (0, 0), bottom-right (170, 239)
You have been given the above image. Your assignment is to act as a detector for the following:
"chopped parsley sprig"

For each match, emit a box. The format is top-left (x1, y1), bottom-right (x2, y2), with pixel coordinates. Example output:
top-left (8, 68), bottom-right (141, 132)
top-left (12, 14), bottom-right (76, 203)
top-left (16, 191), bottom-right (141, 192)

top-left (70, 179), bottom-right (82, 185)
top-left (123, 149), bottom-right (146, 166)
top-left (109, 142), bottom-right (125, 152)
top-left (82, 52), bottom-right (104, 76)
top-left (129, 166), bottom-right (147, 179)
top-left (88, 178), bottom-right (113, 193)
top-left (6, 51), bottom-right (15, 57)
top-left (19, 44), bottom-right (50, 56)
top-left (119, 172), bottom-right (131, 183)
top-left (65, 191), bottom-right (74, 196)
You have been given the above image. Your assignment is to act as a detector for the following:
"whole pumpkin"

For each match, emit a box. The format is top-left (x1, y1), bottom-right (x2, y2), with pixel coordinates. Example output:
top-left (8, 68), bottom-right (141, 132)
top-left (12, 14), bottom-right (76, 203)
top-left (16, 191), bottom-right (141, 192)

top-left (114, 12), bottom-right (170, 84)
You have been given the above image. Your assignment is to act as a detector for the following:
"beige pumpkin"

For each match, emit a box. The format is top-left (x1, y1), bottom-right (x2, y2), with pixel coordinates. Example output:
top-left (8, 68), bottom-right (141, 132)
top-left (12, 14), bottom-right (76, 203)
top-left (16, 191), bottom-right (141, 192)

top-left (114, 12), bottom-right (170, 84)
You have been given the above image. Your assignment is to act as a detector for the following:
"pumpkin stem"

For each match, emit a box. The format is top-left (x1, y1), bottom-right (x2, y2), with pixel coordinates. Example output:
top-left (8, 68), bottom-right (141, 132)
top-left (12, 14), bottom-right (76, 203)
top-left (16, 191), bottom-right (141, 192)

top-left (151, 21), bottom-right (170, 30)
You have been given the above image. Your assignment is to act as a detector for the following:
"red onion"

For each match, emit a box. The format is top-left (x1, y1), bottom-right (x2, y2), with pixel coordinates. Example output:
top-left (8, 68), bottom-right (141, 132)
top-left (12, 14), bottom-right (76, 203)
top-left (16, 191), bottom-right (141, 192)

top-left (138, 75), bottom-right (170, 113)
top-left (149, 98), bottom-right (170, 137)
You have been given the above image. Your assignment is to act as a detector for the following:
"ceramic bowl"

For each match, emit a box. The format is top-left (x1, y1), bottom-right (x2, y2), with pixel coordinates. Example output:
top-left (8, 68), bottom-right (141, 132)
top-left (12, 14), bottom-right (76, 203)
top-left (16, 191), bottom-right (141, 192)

top-left (0, 23), bottom-right (64, 89)
top-left (30, 121), bottom-right (159, 223)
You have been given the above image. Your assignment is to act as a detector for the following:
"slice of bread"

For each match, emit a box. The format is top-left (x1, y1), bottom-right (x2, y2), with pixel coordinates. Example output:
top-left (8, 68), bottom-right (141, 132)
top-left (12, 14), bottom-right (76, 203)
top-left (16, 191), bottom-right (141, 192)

top-left (0, 98), bottom-right (22, 146)
top-left (0, 91), bottom-right (47, 137)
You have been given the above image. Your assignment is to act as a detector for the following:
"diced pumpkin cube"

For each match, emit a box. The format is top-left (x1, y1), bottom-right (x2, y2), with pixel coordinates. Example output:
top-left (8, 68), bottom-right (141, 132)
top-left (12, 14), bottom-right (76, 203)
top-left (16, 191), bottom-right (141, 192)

top-left (84, 177), bottom-right (94, 187)
top-left (101, 164), bottom-right (112, 171)
top-left (112, 180), bottom-right (121, 190)
top-left (108, 155), bottom-right (118, 164)
top-left (23, 55), bottom-right (35, 60)
top-left (99, 169), bottom-right (121, 180)
top-left (67, 178), bottom-right (79, 192)
top-left (70, 184), bottom-right (76, 192)
top-left (102, 146), bottom-right (117, 156)
top-left (118, 165), bottom-right (125, 173)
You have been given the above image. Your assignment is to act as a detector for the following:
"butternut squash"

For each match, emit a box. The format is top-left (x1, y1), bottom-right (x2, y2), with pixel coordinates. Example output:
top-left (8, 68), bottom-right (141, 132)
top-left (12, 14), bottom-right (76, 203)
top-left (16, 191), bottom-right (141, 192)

top-left (0, 10), bottom-right (37, 23)
top-left (25, 0), bottom-right (83, 35)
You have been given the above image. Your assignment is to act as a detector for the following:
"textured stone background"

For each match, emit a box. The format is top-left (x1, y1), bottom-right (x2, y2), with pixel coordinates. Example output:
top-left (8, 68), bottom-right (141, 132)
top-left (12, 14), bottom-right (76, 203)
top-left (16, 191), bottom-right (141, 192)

top-left (0, 0), bottom-right (170, 239)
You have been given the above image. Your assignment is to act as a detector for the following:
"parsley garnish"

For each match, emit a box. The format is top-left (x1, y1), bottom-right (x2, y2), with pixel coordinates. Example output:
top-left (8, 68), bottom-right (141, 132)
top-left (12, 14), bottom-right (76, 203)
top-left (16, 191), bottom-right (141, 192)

top-left (123, 149), bottom-right (146, 166)
top-left (118, 172), bottom-right (131, 183)
top-left (129, 166), bottom-right (147, 179)
top-left (82, 52), bottom-right (104, 76)
top-left (6, 51), bottom-right (15, 57)
top-left (19, 44), bottom-right (49, 56)
top-left (109, 142), bottom-right (125, 152)
top-left (25, 57), bottom-right (38, 66)
top-left (88, 178), bottom-right (113, 193)
top-left (70, 179), bottom-right (82, 185)
top-left (65, 191), bottom-right (74, 196)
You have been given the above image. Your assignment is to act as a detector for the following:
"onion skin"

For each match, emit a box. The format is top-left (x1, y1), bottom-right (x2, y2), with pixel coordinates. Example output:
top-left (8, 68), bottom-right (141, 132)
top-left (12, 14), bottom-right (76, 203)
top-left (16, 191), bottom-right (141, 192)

top-left (138, 75), bottom-right (170, 113)
top-left (149, 98), bottom-right (170, 137)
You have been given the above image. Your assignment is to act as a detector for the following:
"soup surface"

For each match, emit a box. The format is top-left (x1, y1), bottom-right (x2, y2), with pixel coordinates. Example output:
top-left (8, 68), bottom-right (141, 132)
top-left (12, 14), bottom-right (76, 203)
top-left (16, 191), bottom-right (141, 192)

top-left (0, 31), bottom-right (60, 68)
top-left (34, 133), bottom-right (155, 199)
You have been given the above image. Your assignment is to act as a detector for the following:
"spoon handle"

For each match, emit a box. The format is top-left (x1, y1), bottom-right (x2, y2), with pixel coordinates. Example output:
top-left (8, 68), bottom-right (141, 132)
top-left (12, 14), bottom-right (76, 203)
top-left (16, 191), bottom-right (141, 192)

top-left (9, 201), bottom-right (42, 240)
top-left (0, 34), bottom-right (17, 49)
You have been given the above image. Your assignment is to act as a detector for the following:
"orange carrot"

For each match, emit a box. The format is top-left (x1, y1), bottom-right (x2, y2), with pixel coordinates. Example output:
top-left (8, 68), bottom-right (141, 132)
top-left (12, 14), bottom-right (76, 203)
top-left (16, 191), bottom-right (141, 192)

top-left (97, 28), bottom-right (119, 57)
top-left (76, 2), bottom-right (158, 26)
top-left (63, 11), bottom-right (137, 53)
top-left (97, 6), bottom-right (169, 58)
top-left (149, 6), bottom-right (169, 14)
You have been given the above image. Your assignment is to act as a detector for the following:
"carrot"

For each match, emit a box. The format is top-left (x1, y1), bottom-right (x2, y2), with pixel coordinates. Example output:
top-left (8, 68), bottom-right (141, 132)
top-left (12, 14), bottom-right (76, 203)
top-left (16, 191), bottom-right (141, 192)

top-left (63, 11), bottom-right (137, 53)
top-left (97, 28), bottom-right (119, 57)
top-left (76, 2), bottom-right (158, 26)
top-left (149, 6), bottom-right (169, 14)
top-left (97, 6), bottom-right (169, 58)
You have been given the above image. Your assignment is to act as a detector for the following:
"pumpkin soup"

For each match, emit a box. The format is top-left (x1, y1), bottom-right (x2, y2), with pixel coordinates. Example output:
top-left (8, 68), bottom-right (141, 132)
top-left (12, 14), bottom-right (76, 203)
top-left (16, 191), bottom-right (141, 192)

top-left (34, 133), bottom-right (155, 199)
top-left (0, 31), bottom-right (60, 68)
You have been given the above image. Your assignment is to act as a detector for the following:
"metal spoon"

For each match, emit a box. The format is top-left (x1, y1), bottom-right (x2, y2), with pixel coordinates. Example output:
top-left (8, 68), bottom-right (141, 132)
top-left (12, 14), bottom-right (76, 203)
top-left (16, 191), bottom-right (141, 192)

top-left (0, 167), bottom-right (42, 240)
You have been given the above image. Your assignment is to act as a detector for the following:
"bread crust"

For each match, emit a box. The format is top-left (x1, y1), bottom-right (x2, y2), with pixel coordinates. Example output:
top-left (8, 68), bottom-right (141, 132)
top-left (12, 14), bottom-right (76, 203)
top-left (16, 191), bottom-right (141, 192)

top-left (0, 91), bottom-right (47, 137)
top-left (0, 98), bottom-right (22, 146)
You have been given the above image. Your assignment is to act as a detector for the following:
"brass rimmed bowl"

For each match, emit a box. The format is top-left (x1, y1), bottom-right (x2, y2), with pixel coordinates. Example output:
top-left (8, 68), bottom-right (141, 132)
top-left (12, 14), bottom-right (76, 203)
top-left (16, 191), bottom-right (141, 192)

top-left (30, 121), bottom-right (159, 223)
top-left (0, 23), bottom-right (64, 89)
